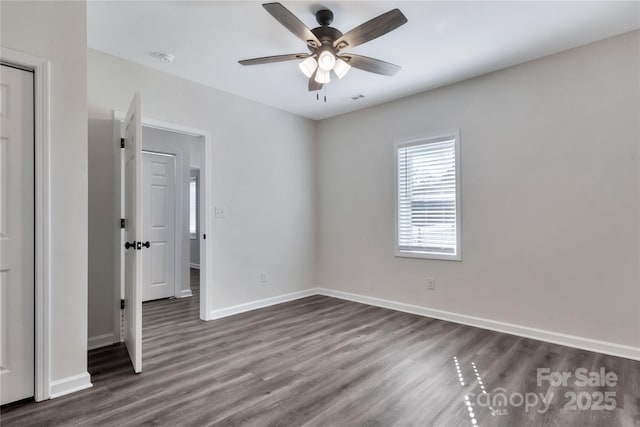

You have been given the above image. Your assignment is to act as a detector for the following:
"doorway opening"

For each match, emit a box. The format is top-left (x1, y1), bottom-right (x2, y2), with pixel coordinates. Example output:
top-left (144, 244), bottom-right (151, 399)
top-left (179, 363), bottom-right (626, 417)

top-left (135, 126), bottom-right (205, 305)
top-left (115, 108), bottom-right (211, 373)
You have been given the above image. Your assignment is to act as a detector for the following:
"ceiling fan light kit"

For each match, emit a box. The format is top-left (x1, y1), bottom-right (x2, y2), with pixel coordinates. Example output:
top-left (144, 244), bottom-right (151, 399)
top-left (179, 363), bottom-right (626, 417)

top-left (317, 50), bottom-right (336, 71)
top-left (333, 58), bottom-right (351, 79)
top-left (299, 56), bottom-right (318, 78)
top-left (315, 68), bottom-right (331, 84)
top-left (239, 2), bottom-right (407, 93)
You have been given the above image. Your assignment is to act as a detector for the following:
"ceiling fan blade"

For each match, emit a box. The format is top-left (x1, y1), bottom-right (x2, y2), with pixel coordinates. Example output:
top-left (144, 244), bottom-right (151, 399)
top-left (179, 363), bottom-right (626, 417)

top-left (263, 2), bottom-right (321, 48)
top-left (308, 69), bottom-right (323, 91)
top-left (238, 53), bottom-right (310, 66)
top-left (333, 9), bottom-right (407, 51)
top-left (340, 54), bottom-right (401, 76)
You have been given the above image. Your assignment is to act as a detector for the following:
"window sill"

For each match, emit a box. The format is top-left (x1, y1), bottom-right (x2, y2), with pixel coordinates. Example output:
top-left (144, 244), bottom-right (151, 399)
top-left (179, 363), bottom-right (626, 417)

top-left (395, 250), bottom-right (461, 261)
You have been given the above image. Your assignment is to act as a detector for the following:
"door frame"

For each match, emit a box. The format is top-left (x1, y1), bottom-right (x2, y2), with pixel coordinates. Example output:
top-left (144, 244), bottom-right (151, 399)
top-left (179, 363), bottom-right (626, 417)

top-left (141, 149), bottom-right (183, 300)
top-left (0, 47), bottom-right (52, 401)
top-left (114, 111), bottom-right (211, 322)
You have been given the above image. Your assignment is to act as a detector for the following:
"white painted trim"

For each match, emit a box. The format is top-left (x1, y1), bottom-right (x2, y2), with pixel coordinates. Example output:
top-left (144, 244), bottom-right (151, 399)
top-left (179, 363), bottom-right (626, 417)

top-left (189, 263), bottom-right (200, 270)
top-left (178, 289), bottom-right (193, 298)
top-left (113, 110), bottom-right (206, 137)
top-left (150, 280), bottom-right (639, 360)
top-left (316, 288), bottom-right (640, 362)
top-left (394, 129), bottom-right (462, 261)
top-left (206, 287), bottom-right (638, 360)
top-left (1, 47), bottom-right (52, 401)
top-left (49, 372), bottom-right (92, 399)
top-left (200, 135), bottom-right (210, 320)
top-left (201, 286), bottom-right (640, 360)
top-left (114, 111), bottom-right (212, 322)
top-left (208, 289), bottom-right (316, 321)
top-left (87, 333), bottom-right (115, 351)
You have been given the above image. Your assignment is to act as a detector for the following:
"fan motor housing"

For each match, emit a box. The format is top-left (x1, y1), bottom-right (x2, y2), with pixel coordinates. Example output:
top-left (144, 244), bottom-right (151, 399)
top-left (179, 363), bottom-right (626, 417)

top-left (311, 26), bottom-right (343, 46)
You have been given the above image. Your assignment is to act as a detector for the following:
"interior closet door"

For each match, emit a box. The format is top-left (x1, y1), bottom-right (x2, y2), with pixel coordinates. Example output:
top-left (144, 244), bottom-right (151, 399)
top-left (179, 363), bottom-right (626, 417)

top-left (0, 64), bottom-right (35, 404)
top-left (141, 151), bottom-right (176, 302)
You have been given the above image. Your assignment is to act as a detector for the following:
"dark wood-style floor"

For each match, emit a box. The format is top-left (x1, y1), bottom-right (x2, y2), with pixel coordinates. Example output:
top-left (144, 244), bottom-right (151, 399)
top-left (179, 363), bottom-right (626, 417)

top-left (2, 269), bottom-right (639, 426)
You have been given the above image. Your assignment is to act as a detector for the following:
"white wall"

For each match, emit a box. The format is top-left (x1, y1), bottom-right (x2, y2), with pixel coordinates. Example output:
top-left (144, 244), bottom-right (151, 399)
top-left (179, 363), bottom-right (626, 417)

top-left (190, 138), bottom-right (204, 169)
top-left (88, 31), bottom-right (639, 354)
top-left (88, 49), bottom-right (317, 338)
top-left (317, 31), bottom-right (640, 349)
top-left (88, 118), bottom-right (117, 346)
top-left (1, 1), bottom-right (89, 385)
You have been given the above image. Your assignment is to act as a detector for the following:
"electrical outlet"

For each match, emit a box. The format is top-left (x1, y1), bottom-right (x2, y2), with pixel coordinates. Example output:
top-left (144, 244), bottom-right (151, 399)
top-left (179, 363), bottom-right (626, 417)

top-left (427, 277), bottom-right (436, 290)
top-left (215, 206), bottom-right (226, 218)
top-left (260, 272), bottom-right (268, 283)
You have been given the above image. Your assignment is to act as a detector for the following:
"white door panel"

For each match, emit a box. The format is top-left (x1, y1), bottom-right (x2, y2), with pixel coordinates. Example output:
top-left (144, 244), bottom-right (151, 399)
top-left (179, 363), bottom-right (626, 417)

top-left (0, 65), bottom-right (35, 404)
top-left (141, 152), bottom-right (175, 302)
top-left (123, 93), bottom-right (142, 373)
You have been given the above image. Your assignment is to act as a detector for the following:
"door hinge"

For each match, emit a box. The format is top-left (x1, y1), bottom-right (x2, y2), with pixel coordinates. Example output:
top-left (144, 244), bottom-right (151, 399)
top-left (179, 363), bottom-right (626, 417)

top-left (120, 138), bottom-right (125, 149)
top-left (120, 299), bottom-right (125, 310)
top-left (120, 218), bottom-right (125, 229)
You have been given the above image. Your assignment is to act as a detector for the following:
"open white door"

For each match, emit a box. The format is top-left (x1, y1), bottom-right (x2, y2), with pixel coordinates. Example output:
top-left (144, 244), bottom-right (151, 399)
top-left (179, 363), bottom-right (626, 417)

top-left (123, 93), bottom-right (143, 373)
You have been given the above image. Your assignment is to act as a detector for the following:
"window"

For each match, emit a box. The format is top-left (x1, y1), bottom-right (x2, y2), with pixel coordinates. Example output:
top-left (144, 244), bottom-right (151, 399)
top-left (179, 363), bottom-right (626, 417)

top-left (189, 175), bottom-right (198, 239)
top-left (395, 130), bottom-right (461, 260)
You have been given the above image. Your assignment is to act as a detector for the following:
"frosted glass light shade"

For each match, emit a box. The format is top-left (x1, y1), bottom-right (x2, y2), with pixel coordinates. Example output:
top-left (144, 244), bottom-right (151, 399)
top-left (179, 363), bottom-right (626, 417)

top-left (317, 51), bottom-right (336, 71)
top-left (298, 56), bottom-right (318, 78)
top-left (314, 68), bottom-right (330, 84)
top-left (333, 58), bottom-right (351, 79)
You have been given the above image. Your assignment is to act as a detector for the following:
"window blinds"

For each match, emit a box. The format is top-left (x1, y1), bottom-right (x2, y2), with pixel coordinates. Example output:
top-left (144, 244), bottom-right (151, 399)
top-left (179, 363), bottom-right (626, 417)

top-left (397, 137), bottom-right (458, 255)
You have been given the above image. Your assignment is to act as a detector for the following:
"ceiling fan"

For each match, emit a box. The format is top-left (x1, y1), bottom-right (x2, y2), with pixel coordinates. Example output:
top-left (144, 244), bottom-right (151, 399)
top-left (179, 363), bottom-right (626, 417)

top-left (239, 2), bottom-right (408, 91)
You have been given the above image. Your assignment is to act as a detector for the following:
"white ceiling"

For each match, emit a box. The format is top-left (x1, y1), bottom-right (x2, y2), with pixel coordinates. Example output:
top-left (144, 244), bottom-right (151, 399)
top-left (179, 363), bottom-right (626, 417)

top-left (88, 1), bottom-right (640, 121)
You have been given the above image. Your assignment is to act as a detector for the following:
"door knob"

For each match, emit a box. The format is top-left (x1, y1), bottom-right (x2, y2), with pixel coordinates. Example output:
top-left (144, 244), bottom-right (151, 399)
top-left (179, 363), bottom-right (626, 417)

top-left (124, 241), bottom-right (136, 250)
top-left (142, 241), bottom-right (150, 249)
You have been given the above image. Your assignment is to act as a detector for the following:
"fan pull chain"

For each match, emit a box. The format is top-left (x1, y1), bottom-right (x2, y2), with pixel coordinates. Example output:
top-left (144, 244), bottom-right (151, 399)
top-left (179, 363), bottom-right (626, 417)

top-left (314, 87), bottom-right (327, 103)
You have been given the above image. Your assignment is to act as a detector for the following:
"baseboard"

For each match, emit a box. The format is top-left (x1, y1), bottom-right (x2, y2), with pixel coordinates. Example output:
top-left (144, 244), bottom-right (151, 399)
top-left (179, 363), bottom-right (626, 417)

top-left (49, 372), bottom-right (92, 399)
top-left (178, 289), bottom-right (193, 298)
top-left (99, 283), bottom-right (638, 361)
top-left (209, 288), bottom-right (317, 321)
top-left (87, 333), bottom-right (115, 351)
top-left (190, 263), bottom-right (200, 270)
top-left (316, 288), bottom-right (640, 362)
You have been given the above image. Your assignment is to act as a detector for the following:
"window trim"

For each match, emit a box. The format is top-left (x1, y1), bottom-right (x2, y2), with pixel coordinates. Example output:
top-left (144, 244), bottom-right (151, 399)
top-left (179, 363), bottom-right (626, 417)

top-left (394, 129), bottom-right (462, 261)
